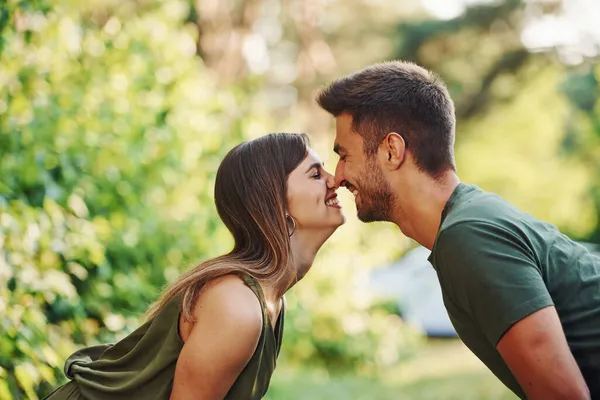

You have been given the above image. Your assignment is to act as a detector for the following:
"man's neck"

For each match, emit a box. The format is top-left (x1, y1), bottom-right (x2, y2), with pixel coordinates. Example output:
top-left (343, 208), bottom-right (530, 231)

top-left (392, 171), bottom-right (460, 250)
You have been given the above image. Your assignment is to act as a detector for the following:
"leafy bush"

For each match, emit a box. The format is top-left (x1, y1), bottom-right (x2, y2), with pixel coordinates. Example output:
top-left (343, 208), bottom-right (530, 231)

top-left (0, 1), bottom-right (420, 398)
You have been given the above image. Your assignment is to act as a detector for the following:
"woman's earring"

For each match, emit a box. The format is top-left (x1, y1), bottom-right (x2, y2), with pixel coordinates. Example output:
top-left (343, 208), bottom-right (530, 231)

top-left (286, 214), bottom-right (296, 237)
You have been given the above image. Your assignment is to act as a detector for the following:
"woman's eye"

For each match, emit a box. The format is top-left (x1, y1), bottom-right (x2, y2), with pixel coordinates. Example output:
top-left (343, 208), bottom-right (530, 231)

top-left (312, 171), bottom-right (322, 179)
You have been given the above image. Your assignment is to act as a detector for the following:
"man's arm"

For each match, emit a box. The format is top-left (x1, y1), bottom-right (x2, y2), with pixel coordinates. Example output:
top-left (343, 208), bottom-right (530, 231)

top-left (497, 306), bottom-right (589, 400)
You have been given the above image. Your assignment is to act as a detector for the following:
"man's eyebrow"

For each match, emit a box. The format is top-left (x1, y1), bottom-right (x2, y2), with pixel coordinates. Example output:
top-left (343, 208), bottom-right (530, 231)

top-left (305, 162), bottom-right (324, 173)
top-left (333, 144), bottom-right (346, 155)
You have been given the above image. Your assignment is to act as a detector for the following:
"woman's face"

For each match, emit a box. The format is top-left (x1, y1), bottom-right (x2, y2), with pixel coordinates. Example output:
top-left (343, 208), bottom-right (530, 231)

top-left (286, 148), bottom-right (346, 235)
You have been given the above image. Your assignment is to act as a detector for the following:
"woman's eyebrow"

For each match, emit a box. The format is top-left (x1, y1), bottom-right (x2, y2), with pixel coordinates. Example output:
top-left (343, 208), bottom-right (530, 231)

top-left (304, 162), bottom-right (324, 173)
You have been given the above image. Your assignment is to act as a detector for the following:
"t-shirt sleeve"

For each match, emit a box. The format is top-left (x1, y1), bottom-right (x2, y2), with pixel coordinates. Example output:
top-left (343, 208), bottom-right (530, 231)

top-left (435, 220), bottom-right (554, 346)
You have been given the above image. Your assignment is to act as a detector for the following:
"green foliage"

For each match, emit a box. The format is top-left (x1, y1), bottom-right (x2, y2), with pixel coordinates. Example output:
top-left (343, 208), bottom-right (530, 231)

top-left (280, 212), bottom-right (422, 375)
top-left (0, 0), bottom-right (246, 397)
top-left (560, 68), bottom-right (598, 113)
top-left (559, 65), bottom-right (600, 242)
top-left (0, 1), bottom-right (421, 398)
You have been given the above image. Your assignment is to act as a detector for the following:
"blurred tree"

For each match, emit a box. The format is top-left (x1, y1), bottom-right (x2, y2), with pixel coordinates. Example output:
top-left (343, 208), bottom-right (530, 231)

top-left (559, 66), bottom-right (600, 243)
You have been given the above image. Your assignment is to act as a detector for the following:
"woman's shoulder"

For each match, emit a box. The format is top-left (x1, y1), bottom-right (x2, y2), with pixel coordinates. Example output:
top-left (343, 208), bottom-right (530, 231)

top-left (201, 273), bottom-right (261, 302)
top-left (180, 274), bottom-right (264, 359)
top-left (193, 274), bottom-right (264, 330)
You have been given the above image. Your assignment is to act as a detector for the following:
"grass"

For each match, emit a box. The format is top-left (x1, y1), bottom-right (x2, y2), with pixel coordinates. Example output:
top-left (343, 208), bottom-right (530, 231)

top-left (266, 339), bottom-right (518, 400)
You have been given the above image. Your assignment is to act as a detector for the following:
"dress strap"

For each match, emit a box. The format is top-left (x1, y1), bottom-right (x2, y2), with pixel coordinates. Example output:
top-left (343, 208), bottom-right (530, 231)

top-left (234, 272), bottom-right (269, 325)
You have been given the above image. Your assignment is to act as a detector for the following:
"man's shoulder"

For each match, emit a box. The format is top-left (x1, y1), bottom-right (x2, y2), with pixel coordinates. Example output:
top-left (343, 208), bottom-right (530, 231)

top-left (440, 184), bottom-right (530, 236)
top-left (431, 185), bottom-right (540, 272)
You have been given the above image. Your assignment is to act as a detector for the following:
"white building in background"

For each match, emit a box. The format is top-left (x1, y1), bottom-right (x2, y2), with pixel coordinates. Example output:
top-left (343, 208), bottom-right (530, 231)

top-left (368, 246), bottom-right (457, 337)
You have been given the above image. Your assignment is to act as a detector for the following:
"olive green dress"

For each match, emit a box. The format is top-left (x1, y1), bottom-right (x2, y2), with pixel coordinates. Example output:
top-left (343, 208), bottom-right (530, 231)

top-left (43, 274), bottom-right (285, 400)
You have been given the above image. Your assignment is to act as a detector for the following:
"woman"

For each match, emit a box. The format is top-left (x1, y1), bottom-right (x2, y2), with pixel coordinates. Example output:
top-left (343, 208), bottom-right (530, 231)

top-left (44, 133), bottom-right (345, 400)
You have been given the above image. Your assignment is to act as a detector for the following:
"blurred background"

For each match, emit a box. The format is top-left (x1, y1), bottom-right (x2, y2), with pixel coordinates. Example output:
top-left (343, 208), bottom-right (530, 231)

top-left (1, 0), bottom-right (599, 398)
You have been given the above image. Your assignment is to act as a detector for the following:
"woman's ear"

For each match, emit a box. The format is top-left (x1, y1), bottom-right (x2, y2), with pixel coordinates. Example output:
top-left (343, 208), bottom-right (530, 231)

top-left (285, 214), bottom-right (296, 237)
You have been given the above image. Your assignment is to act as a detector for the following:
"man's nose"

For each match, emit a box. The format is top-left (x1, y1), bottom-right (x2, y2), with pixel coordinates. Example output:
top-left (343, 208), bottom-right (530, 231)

top-left (334, 162), bottom-right (345, 188)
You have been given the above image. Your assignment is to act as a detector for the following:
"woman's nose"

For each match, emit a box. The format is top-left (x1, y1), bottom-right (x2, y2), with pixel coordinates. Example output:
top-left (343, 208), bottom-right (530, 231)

top-left (325, 171), bottom-right (337, 189)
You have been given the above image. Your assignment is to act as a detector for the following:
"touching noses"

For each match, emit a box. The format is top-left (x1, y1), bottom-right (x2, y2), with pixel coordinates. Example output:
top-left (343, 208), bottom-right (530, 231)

top-left (324, 170), bottom-right (337, 189)
top-left (333, 161), bottom-right (345, 188)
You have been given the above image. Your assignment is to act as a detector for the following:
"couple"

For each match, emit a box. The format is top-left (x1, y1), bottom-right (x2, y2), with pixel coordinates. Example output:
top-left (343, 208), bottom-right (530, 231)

top-left (45, 61), bottom-right (600, 400)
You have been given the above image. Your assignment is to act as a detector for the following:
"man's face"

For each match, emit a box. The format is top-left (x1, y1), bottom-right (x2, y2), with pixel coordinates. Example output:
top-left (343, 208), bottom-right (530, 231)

top-left (333, 114), bottom-right (395, 222)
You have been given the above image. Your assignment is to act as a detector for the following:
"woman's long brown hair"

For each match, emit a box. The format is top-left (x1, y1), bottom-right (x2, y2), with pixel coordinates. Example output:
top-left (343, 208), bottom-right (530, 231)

top-left (145, 133), bottom-right (309, 321)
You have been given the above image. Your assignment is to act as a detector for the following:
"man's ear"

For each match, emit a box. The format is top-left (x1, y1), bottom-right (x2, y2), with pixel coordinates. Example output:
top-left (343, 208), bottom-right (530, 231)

top-left (379, 132), bottom-right (406, 171)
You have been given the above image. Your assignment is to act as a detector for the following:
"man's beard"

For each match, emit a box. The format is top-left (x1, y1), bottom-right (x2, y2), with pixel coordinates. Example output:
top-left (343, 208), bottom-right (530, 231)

top-left (354, 162), bottom-right (395, 223)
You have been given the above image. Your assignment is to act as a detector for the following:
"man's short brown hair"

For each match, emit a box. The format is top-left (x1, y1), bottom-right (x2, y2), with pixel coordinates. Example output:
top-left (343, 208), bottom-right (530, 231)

top-left (317, 61), bottom-right (456, 177)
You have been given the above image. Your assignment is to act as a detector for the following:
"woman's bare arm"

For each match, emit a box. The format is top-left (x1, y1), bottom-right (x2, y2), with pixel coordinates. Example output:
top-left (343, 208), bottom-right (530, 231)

top-left (170, 275), bottom-right (263, 400)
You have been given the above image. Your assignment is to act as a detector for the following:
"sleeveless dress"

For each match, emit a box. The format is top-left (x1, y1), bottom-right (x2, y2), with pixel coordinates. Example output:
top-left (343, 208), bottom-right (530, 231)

top-left (43, 274), bottom-right (285, 400)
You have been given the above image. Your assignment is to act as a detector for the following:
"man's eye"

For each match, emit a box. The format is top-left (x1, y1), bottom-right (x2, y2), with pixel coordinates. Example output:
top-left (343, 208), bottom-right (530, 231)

top-left (340, 155), bottom-right (347, 161)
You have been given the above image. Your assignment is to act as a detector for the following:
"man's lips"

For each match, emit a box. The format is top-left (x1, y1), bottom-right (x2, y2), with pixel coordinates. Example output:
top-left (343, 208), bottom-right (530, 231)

top-left (344, 182), bottom-right (359, 198)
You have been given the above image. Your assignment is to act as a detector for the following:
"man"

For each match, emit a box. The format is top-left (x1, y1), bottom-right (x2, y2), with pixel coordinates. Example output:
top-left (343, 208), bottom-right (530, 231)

top-left (316, 61), bottom-right (600, 399)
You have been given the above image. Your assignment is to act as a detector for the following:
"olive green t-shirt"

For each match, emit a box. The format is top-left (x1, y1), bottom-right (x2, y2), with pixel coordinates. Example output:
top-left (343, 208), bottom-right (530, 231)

top-left (429, 183), bottom-right (600, 399)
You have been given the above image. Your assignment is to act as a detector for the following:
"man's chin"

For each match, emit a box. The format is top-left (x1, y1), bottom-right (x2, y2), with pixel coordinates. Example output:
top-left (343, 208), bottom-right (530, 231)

top-left (357, 210), bottom-right (380, 223)
top-left (357, 206), bottom-right (389, 223)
